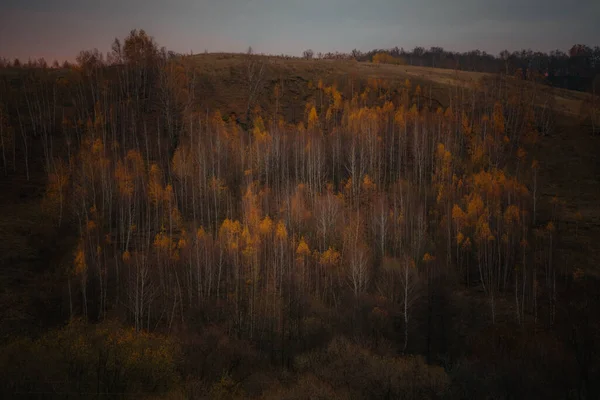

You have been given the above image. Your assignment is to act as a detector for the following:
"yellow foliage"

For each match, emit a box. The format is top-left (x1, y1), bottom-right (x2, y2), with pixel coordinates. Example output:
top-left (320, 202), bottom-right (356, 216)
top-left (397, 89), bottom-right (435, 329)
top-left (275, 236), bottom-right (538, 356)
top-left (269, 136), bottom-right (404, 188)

top-left (126, 149), bottom-right (144, 171)
top-left (462, 237), bottom-right (472, 250)
top-left (178, 230), bottom-right (188, 249)
top-left (423, 253), bottom-right (435, 263)
top-left (372, 52), bottom-right (405, 65)
top-left (87, 220), bottom-right (97, 232)
top-left (394, 106), bottom-right (405, 125)
top-left (296, 236), bottom-right (310, 257)
top-left (241, 226), bottom-right (254, 246)
top-left (467, 194), bottom-right (485, 221)
top-left (444, 106), bottom-right (453, 120)
top-left (275, 220), bottom-right (288, 241)
top-left (154, 231), bottom-right (175, 254)
top-left (148, 164), bottom-right (163, 204)
top-left (476, 218), bottom-right (494, 242)
top-left (220, 219), bottom-right (242, 238)
top-left (362, 174), bottom-right (376, 191)
top-left (461, 111), bottom-right (472, 135)
top-left (210, 176), bottom-right (227, 192)
top-left (332, 90), bottom-right (343, 110)
top-left (503, 205), bottom-right (520, 226)
top-left (170, 207), bottom-right (182, 227)
top-left (196, 227), bottom-right (207, 241)
top-left (308, 106), bottom-right (318, 130)
top-left (319, 247), bottom-right (341, 266)
top-left (456, 231), bottom-right (465, 245)
top-left (74, 241), bottom-right (86, 275)
top-left (252, 116), bottom-right (269, 142)
top-left (92, 138), bottom-right (103, 154)
top-left (259, 216), bottom-right (273, 235)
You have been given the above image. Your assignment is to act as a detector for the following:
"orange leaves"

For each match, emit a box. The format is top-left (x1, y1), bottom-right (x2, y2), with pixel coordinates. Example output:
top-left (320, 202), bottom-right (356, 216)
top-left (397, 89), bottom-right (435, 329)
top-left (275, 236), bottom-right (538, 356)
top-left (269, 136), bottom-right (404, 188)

top-left (466, 194), bottom-right (485, 222)
top-left (394, 105), bottom-right (405, 126)
top-left (531, 159), bottom-right (539, 170)
top-left (219, 218), bottom-right (242, 239)
top-left (435, 143), bottom-right (453, 184)
top-left (177, 230), bottom-right (189, 250)
top-left (503, 205), bottom-right (521, 226)
top-left (296, 236), bottom-right (310, 258)
top-left (44, 159), bottom-right (70, 212)
top-left (456, 231), bottom-right (465, 246)
top-left (209, 176), bottom-right (227, 193)
top-left (422, 253), bottom-right (435, 263)
top-left (461, 111), bottom-right (472, 136)
top-left (241, 226), bottom-right (257, 259)
top-left (475, 218), bottom-right (495, 243)
top-left (332, 89), bottom-right (343, 111)
top-left (153, 230), bottom-right (180, 262)
top-left (307, 106), bottom-right (319, 130)
top-left (86, 220), bottom-right (97, 232)
top-left (319, 247), bottom-right (341, 267)
top-left (252, 116), bottom-right (269, 143)
top-left (362, 174), bottom-right (376, 191)
top-left (408, 104), bottom-right (419, 119)
top-left (258, 216), bottom-right (273, 236)
top-left (242, 184), bottom-right (262, 228)
top-left (275, 220), bottom-right (288, 241)
top-left (372, 52), bottom-right (404, 65)
top-left (472, 169), bottom-right (506, 204)
top-left (219, 218), bottom-right (243, 253)
top-left (73, 239), bottom-right (87, 276)
top-left (148, 164), bottom-right (164, 205)
top-left (154, 231), bottom-right (174, 252)
top-left (444, 106), bottom-right (454, 121)
top-left (382, 101), bottom-right (394, 114)
top-left (92, 138), bottom-right (104, 154)
top-left (196, 226), bottom-right (207, 241)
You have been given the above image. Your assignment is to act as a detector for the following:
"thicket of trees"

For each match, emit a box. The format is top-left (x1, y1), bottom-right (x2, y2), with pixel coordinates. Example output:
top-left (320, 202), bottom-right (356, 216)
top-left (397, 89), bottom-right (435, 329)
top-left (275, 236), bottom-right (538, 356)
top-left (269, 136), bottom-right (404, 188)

top-left (354, 45), bottom-right (600, 92)
top-left (1, 30), bottom-right (599, 398)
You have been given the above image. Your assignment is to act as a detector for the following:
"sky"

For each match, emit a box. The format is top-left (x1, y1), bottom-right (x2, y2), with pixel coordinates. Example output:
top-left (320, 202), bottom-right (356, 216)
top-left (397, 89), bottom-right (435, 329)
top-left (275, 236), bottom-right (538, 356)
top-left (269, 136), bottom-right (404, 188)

top-left (1, 0), bottom-right (599, 62)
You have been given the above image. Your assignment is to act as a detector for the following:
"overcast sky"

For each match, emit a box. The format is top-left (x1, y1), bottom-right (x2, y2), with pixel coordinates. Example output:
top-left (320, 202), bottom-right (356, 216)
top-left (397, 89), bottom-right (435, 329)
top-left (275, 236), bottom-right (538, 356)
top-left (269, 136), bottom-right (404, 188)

top-left (1, 0), bottom-right (599, 61)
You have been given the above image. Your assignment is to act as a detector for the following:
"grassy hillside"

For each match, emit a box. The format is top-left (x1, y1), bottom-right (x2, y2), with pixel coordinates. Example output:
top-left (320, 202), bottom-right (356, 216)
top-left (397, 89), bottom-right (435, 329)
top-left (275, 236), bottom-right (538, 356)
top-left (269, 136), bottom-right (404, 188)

top-left (187, 53), bottom-right (589, 118)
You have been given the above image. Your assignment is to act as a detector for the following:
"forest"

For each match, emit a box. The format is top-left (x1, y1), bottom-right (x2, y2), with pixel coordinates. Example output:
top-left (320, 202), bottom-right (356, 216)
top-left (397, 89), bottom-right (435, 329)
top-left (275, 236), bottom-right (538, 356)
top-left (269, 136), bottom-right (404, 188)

top-left (351, 45), bottom-right (600, 93)
top-left (0, 29), bottom-right (599, 399)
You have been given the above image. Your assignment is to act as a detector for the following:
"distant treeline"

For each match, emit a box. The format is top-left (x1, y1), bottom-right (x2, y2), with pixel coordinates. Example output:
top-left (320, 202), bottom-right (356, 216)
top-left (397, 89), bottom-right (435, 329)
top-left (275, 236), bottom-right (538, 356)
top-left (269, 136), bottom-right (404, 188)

top-left (344, 45), bottom-right (600, 92)
top-left (3, 42), bottom-right (599, 92)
